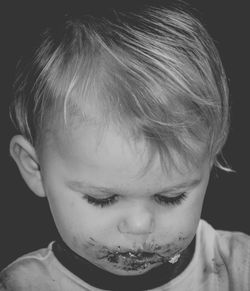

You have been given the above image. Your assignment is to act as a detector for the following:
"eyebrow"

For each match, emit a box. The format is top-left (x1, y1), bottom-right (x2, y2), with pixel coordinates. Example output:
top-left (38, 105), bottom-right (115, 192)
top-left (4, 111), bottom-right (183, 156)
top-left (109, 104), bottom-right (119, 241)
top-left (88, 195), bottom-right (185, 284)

top-left (67, 177), bottom-right (202, 196)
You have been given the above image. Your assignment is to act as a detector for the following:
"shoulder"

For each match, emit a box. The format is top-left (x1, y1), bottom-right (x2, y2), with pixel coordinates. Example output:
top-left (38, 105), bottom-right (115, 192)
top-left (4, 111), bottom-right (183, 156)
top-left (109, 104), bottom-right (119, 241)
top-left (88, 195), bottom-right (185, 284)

top-left (199, 220), bottom-right (250, 288)
top-left (0, 243), bottom-right (57, 291)
top-left (215, 228), bottom-right (250, 267)
top-left (199, 219), bottom-right (250, 258)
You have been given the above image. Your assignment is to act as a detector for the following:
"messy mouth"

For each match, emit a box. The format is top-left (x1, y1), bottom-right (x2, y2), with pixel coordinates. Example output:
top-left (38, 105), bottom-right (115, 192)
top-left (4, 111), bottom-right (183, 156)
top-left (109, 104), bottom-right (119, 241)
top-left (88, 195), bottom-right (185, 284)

top-left (116, 251), bottom-right (162, 261)
top-left (88, 237), bottom-right (186, 272)
top-left (101, 250), bottom-right (169, 271)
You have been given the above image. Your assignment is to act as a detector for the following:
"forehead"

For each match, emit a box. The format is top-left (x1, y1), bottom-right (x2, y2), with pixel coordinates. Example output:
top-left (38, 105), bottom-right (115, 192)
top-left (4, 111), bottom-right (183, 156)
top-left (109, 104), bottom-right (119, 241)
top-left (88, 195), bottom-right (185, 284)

top-left (44, 116), bottom-right (208, 186)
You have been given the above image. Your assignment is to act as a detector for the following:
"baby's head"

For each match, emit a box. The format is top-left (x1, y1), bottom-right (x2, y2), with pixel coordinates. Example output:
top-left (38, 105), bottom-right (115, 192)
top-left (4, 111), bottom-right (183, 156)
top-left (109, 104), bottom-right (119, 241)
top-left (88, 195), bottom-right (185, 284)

top-left (9, 4), bottom-right (229, 276)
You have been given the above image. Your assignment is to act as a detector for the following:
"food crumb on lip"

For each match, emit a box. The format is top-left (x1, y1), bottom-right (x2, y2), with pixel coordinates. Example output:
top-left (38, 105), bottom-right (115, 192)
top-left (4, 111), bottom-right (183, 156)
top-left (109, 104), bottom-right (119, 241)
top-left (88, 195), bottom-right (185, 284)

top-left (103, 250), bottom-right (166, 270)
top-left (119, 251), bottom-right (157, 259)
top-left (108, 254), bottom-right (162, 272)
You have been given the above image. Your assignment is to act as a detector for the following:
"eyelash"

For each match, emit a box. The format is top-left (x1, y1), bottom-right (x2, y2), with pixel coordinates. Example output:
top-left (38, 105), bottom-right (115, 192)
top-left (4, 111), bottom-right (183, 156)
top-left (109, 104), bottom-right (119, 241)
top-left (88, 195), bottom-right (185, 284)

top-left (84, 193), bottom-right (187, 208)
top-left (154, 193), bottom-right (187, 206)
top-left (85, 195), bottom-right (119, 208)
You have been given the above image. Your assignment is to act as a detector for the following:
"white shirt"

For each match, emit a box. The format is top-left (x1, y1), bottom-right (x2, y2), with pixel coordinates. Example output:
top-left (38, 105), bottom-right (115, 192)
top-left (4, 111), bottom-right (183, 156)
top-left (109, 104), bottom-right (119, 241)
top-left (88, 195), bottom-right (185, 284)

top-left (1, 220), bottom-right (250, 290)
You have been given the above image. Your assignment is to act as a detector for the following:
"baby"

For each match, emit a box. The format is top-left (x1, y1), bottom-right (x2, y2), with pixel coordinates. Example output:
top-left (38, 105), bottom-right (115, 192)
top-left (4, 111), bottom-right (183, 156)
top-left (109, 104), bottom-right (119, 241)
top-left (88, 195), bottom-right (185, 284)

top-left (1, 2), bottom-right (249, 290)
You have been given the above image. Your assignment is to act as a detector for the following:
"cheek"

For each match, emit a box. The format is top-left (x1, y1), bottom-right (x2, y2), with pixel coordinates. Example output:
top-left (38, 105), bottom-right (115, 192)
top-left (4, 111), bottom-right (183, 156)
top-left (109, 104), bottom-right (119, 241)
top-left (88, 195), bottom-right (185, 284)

top-left (180, 184), bottom-right (207, 224)
top-left (46, 192), bottom-right (80, 241)
top-left (156, 223), bottom-right (195, 256)
top-left (45, 186), bottom-right (87, 239)
top-left (46, 186), bottom-right (115, 245)
top-left (156, 192), bottom-right (206, 251)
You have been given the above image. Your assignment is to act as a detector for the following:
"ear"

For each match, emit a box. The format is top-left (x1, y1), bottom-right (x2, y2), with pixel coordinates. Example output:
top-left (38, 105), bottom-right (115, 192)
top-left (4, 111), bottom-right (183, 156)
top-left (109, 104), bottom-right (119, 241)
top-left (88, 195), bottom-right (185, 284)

top-left (9, 135), bottom-right (46, 197)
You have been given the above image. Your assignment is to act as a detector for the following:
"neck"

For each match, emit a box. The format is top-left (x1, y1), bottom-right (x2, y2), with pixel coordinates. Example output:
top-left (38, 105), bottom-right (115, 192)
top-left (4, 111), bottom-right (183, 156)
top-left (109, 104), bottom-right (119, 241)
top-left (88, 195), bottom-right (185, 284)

top-left (53, 238), bottom-right (196, 290)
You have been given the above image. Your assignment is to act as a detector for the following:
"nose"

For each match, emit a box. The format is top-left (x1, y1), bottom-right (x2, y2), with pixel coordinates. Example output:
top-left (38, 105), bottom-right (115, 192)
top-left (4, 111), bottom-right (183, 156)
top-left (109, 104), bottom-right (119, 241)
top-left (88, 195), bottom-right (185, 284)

top-left (118, 202), bottom-right (155, 236)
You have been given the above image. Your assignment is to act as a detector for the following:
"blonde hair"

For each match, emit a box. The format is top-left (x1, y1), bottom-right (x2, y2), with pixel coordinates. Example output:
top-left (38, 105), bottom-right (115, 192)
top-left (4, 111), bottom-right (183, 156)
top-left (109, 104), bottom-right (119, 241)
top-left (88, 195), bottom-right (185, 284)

top-left (10, 4), bottom-right (231, 172)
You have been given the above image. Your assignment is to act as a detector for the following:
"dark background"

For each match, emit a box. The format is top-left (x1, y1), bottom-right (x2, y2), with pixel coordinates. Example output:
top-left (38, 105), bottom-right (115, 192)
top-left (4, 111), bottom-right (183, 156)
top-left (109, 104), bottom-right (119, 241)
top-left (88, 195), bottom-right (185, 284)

top-left (1, 0), bottom-right (249, 271)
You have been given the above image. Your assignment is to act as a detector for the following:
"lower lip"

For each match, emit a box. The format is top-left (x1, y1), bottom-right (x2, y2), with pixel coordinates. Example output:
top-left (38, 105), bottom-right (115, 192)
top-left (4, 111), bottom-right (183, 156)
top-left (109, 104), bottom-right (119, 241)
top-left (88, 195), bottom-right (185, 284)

top-left (105, 253), bottom-right (163, 272)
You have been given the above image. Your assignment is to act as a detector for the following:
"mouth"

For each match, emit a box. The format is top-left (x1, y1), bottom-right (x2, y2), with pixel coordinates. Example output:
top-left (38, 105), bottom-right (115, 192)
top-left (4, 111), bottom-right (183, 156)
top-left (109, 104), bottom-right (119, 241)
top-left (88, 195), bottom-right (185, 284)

top-left (101, 250), bottom-right (167, 272)
top-left (88, 237), bottom-right (185, 273)
top-left (118, 251), bottom-right (162, 261)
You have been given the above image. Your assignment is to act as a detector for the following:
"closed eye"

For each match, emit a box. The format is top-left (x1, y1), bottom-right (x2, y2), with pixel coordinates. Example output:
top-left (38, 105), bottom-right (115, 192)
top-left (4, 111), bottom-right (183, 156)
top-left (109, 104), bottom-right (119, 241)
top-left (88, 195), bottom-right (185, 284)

top-left (84, 194), bottom-right (118, 208)
top-left (154, 192), bottom-right (187, 206)
top-left (83, 192), bottom-right (187, 208)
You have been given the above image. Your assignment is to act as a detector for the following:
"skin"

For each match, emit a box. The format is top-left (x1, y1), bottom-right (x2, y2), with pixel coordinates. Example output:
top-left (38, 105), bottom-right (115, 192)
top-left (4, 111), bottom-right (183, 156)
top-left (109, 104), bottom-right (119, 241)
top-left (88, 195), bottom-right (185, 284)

top-left (35, 119), bottom-right (211, 276)
top-left (11, 118), bottom-right (211, 278)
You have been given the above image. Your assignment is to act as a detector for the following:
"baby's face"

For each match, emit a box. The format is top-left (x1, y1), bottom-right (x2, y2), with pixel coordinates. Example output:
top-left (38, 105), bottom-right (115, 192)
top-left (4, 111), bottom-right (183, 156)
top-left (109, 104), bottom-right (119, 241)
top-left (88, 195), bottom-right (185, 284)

top-left (39, 121), bottom-right (210, 275)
